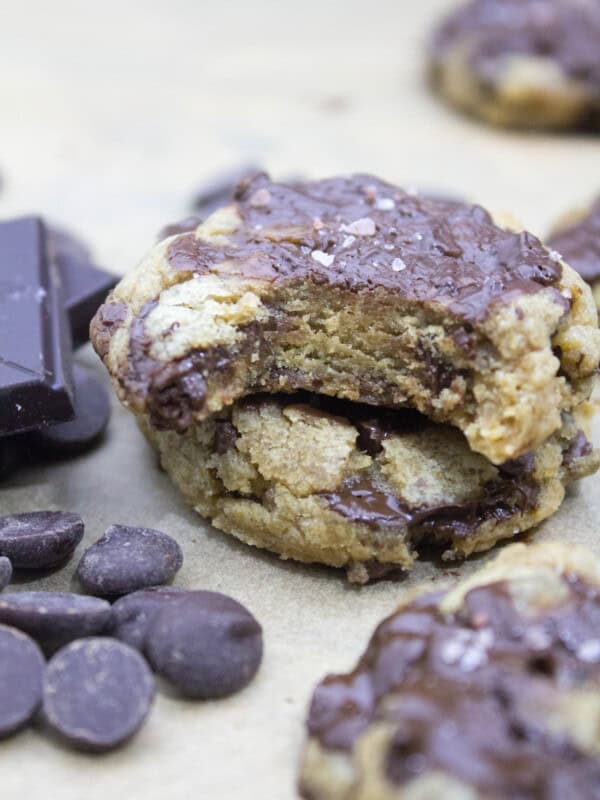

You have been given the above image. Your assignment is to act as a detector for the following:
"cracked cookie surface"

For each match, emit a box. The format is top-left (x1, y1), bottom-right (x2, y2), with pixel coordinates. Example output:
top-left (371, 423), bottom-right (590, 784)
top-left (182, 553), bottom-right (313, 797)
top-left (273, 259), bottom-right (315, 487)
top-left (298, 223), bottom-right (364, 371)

top-left (91, 174), bottom-right (600, 465)
top-left (142, 393), bottom-right (599, 582)
top-left (429, 0), bottom-right (600, 130)
top-left (299, 542), bottom-right (600, 799)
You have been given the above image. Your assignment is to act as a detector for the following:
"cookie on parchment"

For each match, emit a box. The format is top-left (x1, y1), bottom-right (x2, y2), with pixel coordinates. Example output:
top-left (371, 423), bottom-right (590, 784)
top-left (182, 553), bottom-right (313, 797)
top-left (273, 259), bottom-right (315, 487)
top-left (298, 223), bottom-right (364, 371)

top-left (430, 0), bottom-right (600, 130)
top-left (299, 542), bottom-right (600, 798)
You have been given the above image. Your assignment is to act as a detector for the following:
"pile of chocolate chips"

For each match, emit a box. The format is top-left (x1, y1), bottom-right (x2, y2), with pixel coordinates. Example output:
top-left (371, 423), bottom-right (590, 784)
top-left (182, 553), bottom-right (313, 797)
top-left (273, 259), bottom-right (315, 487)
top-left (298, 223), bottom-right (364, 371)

top-left (0, 512), bottom-right (263, 751)
top-left (0, 217), bottom-right (116, 479)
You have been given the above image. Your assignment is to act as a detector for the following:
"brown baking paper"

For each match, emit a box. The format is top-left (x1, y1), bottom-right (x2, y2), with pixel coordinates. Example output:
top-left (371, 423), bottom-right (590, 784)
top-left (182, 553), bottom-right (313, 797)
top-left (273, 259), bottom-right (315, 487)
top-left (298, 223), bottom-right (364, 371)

top-left (1, 1), bottom-right (600, 797)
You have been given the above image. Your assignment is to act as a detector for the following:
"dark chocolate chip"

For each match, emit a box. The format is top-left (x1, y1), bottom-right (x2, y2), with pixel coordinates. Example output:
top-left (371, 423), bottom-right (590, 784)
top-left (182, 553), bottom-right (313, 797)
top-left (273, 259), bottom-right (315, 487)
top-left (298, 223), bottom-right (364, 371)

top-left (43, 637), bottom-right (155, 751)
top-left (31, 365), bottom-right (110, 454)
top-left (76, 524), bottom-right (183, 597)
top-left (145, 591), bottom-right (263, 699)
top-left (0, 592), bottom-right (111, 654)
top-left (0, 436), bottom-right (23, 481)
top-left (0, 511), bottom-right (84, 569)
top-left (0, 557), bottom-right (12, 591)
top-left (108, 587), bottom-right (189, 650)
top-left (0, 624), bottom-right (45, 737)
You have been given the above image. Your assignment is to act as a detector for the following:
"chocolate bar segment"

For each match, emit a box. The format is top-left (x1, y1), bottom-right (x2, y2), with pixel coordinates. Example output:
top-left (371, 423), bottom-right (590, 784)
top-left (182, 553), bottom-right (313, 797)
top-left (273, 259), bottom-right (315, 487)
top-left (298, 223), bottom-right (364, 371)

top-left (49, 228), bottom-right (117, 347)
top-left (0, 217), bottom-right (74, 435)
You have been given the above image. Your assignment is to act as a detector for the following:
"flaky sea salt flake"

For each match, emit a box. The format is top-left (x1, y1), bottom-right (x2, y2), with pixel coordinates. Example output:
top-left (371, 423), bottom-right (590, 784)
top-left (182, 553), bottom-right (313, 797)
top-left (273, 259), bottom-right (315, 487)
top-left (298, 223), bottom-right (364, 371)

top-left (341, 217), bottom-right (376, 236)
top-left (311, 250), bottom-right (335, 267)
top-left (392, 258), bottom-right (407, 272)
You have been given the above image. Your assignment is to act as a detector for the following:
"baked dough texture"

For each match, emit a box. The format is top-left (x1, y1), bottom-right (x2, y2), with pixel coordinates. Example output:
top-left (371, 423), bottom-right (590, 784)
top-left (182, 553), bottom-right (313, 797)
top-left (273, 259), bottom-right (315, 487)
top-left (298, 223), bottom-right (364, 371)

top-left (142, 394), bottom-right (599, 583)
top-left (299, 542), bottom-right (600, 798)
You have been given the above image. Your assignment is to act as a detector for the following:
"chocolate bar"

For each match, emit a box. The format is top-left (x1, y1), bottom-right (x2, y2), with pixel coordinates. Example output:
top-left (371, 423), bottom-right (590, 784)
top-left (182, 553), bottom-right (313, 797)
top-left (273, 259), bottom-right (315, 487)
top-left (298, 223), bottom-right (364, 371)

top-left (0, 217), bottom-right (74, 435)
top-left (0, 217), bottom-right (116, 475)
top-left (49, 227), bottom-right (117, 348)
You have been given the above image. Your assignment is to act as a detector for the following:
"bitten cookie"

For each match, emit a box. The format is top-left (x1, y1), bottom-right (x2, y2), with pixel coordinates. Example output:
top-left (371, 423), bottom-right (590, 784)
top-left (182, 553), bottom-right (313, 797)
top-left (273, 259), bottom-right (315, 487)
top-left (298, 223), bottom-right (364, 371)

top-left (429, 0), bottom-right (600, 130)
top-left (143, 393), bottom-right (599, 582)
top-left (549, 196), bottom-right (600, 309)
top-left (299, 542), bottom-right (600, 799)
top-left (91, 174), bottom-right (599, 465)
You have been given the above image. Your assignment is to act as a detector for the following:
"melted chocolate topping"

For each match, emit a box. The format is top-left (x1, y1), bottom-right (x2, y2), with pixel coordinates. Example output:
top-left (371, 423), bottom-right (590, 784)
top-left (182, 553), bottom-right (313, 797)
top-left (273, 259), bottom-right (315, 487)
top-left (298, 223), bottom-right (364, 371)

top-left (432, 0), bottom-right (600, 95)
top-left (166, 174), bottom-right (564, 323)
top-left (305, 575), bottom-right (600, 797)
top-left (549, 198), bottom-right (600, 283)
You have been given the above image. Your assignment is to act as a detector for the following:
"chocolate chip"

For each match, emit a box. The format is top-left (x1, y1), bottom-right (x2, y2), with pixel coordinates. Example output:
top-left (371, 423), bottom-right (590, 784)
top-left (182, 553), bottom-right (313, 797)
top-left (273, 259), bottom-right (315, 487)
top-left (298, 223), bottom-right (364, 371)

top-left (0, 557), bottom-right (11, 591)
top-left (0, 437), bottom-right (22, 481)
top-left (0, 624), bottom-right (45, 737)
top-left (43, 638), bottom-right (155, 751)
top-left (31, 366), bottom-right (110, 454)
top-left (108, 587), bottom-right (189, 650)
top-left (76, 524), bottom-right (183, 597)
top-left (145, 591), bottom-right (263, 699)
top-left (0, 592), bottom-right (111, 654)
top-left (0, 511), bottom-right (84, 569)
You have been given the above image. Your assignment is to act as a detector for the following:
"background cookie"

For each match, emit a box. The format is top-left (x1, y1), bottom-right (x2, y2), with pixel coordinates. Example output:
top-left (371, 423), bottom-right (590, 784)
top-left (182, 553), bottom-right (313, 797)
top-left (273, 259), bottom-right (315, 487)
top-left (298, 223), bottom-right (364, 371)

top-left (92, 174), bottom-right (600, 466)
top-left (549, 196), bottom-right (600, 309)
top-left (299, 542), bottom-right (600, 798)
top-left (429, 0), bottom-right (600, 130)
top-left (144, 393), bottom-right (599, 581)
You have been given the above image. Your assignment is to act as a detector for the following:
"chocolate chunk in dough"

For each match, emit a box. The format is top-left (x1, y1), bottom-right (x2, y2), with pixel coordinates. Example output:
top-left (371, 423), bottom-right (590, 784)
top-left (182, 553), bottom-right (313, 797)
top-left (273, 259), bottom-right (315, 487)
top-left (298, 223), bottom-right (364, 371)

top-left (0, 511), bottom-right (84, 570)
top-left (43, 638), bottom-right (155, 751)
top-left (145, 591), bottom-right (263, 698)
top-left (0, 624), bottom-right (45, 738)
top-left (76, 524), bottom-right (183, 597)
top-left (143, 392), bottom-right (599, 582)
top-left (0, 592), bottom-right (111, 654)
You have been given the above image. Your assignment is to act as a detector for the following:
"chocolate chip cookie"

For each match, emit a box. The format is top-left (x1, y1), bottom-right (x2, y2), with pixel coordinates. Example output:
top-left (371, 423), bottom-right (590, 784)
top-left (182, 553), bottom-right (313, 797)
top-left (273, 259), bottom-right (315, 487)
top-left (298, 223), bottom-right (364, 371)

top-left (430, 0), bottom-right (600, 130)
top-left (299, 542), bottom-right (600, 798)
top-left (142, 393), bottom-right (598, 582)
top-left (91, 174), bottom-right (599, 466)
top-left (549, 196), bottom-right (600, 308)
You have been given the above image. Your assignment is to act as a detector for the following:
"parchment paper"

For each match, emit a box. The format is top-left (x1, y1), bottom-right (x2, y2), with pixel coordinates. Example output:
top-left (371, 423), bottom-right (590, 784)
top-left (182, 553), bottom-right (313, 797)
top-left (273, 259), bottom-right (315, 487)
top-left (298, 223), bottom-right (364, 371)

top-left (0, 1), bottom-right (599, 798)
